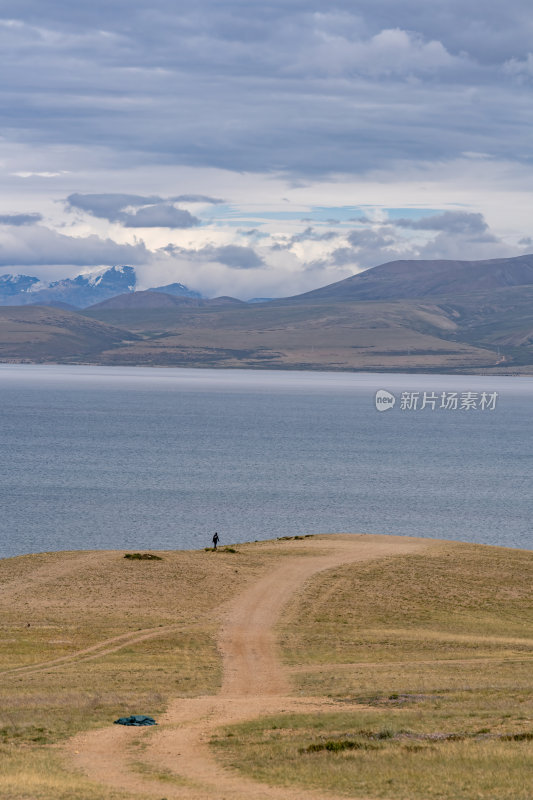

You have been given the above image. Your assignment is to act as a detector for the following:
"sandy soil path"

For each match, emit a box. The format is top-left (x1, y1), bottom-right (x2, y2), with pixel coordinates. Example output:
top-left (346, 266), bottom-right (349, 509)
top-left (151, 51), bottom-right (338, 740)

top-left (66, 534), bottom-right (427, 799)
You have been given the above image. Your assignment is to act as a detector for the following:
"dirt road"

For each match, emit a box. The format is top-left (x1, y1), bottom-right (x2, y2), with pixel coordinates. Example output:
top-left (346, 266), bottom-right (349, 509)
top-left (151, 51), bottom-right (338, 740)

top-left (66, 534), bottom-right (427, 799)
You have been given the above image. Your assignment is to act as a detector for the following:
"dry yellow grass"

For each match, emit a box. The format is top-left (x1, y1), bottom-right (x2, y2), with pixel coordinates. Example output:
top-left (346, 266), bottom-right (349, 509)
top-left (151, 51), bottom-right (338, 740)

top-left (212, 710), bottom-right (533, 800)
top-left (212, 541), bottom-right (533, 799)
top-left (0, 541), bottom-right (293, 799)
top-left (2, 537), bottom-right (532, 799)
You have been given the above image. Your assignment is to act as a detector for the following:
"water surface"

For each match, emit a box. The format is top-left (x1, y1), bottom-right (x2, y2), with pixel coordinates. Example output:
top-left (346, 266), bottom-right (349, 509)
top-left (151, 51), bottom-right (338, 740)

top-left (0, 365), bottom-right (531, 557)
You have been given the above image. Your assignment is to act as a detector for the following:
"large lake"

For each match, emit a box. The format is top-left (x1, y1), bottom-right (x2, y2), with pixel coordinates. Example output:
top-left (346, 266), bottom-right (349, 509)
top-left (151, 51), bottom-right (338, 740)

top-left (0, 365), bottom-right (531, 558)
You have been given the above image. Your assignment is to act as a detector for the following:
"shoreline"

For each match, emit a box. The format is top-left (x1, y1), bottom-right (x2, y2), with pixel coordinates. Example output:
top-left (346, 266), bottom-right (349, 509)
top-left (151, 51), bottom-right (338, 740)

top-left (2, 358), bottom-right (533, 376)
top-left (2, 533), bottom-right (532, 563)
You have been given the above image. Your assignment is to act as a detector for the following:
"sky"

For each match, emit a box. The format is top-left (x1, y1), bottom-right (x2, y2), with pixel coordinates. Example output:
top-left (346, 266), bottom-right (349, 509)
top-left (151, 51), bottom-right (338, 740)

top-left (1, 0), bottom-right (533, 299)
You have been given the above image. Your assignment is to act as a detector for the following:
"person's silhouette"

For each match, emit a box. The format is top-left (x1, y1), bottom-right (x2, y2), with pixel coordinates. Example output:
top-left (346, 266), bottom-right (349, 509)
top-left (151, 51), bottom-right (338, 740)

top-left (212, 531), bottom-right (219, 550)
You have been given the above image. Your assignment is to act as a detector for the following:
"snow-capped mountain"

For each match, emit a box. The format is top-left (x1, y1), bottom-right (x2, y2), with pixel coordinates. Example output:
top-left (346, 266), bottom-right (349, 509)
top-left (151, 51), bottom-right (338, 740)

top-left (0, 267), bottom-right (201, 308)
top-left (0, 274), bottom-right (41, 297)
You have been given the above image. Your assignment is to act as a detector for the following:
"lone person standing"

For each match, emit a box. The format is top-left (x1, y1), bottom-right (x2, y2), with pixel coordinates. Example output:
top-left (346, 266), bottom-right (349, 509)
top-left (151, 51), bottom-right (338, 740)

top-left (212, 531), bottom-right (220, 550)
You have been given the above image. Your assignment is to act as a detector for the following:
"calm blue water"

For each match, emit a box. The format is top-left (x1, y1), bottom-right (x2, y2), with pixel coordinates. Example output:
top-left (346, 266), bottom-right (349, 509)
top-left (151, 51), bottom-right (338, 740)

top-left (0, 365), bottom-right (531, 557)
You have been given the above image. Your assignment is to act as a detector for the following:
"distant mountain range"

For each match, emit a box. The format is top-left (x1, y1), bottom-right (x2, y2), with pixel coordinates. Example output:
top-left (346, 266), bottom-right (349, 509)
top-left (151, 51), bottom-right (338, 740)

top-left (0, 266), bottom-right (201, 308)
top-left (2, 254), bottom-right (533, 373)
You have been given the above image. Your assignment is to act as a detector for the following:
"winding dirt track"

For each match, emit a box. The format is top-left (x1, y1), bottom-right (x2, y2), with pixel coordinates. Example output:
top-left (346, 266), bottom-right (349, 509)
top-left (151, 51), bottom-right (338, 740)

top-left (1, 623), bottom-right (190, 677)
top-left (66, 534), bottom-right (427, 799)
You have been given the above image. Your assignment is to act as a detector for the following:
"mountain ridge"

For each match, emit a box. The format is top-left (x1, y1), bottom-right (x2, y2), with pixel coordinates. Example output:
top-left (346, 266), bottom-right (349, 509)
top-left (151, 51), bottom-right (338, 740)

top-left (272, 254), bottom-right (533, 304)
top-left (3, 253), bottom-right (533, 310)
top-left (0, 266), bottom-right (201, 308)
top-left (2, 254), bottom-right (533, 373)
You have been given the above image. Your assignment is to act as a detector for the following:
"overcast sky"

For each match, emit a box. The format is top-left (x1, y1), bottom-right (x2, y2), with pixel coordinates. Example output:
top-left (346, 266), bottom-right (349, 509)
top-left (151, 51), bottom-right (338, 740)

top-left (1, 0), bottom-right (532, 298)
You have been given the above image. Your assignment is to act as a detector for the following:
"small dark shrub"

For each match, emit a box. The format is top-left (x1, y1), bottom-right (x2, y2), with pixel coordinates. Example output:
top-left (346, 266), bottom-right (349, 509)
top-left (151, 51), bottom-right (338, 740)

top-left (301, 738), bottom-right (379, 754)
top-left (376, 728), bottom-right (395, 740)
top-left (124, 553), bottom-right (162, 560)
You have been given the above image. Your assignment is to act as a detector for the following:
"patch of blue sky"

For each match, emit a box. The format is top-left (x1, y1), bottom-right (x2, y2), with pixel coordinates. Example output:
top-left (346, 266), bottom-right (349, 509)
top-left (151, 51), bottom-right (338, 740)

top-left (198, 204), bottom-right (239, 221)
top-left (212, 220), bottom-right (266, 227)
top-left (201, 205), bottom-right (446, 224)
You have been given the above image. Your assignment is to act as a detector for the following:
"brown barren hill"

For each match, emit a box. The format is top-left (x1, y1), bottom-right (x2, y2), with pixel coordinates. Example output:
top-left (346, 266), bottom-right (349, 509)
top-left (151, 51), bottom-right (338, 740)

top-left (0, 305), bottom-right (138, 361)
top-left (278, 253), bottom-right (533, 302)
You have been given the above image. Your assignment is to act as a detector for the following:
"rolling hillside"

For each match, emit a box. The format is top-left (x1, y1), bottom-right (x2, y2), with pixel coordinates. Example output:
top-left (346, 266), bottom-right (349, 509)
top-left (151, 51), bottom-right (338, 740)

top-left (82, 295), bottom-right (501, 371)
top-left (277, 254), bottom-right (533, 303)
top-left (0, 306), bottom-right (138, 362)
top-left (2, 255), bottom-right (533, 372)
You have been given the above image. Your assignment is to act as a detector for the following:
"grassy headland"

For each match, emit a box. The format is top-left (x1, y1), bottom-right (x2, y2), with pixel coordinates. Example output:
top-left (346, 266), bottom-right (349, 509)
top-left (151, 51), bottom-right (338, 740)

top-left (0, 536), bottom-right (531, 799)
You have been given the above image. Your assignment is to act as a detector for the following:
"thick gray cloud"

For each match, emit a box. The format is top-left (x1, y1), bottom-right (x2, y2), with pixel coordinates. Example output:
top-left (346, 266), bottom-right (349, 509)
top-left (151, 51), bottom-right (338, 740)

top-left (332, 228), bottom-right (399, 269)
top-left (347, 228), bottom-right (397, 248)
top-left (66, 193), bottom-right (200, 228)
top-left (1, 2), bottom-right (532, 175)
top-left (394, 211), bottom-right (489, 235)
top-left (211, 245), bottom-right (264, 269)
top-left (308, 211), bottom-right (519, 274)
top-left (120, 204), bottom-right (200, 229)
top-left (0, 1), bottom-right (530, 300)
top-left (66, 194), bottom-right (159, 220)
top-left (163, 243), bottom-right (264, 269)
top-left (0, 213), bottom-right (43, 226)
top-left (391, 210), bottom-right (512, 260)
top-left (0, 225), bottom-right (148, 268)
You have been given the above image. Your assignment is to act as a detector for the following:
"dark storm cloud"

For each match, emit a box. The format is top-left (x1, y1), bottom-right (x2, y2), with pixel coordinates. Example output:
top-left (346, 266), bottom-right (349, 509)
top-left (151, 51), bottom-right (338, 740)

top-left (0, 213), bottom-right (43, 226)
top-left (1, 2), bottom-right (533, 175)
top-left (65, 193), bottom-right (200, 228)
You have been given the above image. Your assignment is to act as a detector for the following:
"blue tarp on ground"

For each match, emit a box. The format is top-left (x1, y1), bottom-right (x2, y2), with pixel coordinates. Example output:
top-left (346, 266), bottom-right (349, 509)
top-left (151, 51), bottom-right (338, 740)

top-left (114, 715), bottom-right (157, 726)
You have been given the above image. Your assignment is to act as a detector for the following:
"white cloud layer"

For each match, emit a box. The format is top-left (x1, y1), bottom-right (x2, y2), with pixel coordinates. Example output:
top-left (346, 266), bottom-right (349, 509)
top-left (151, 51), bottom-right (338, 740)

top-left (0, 2), bottom-right (532, 297)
